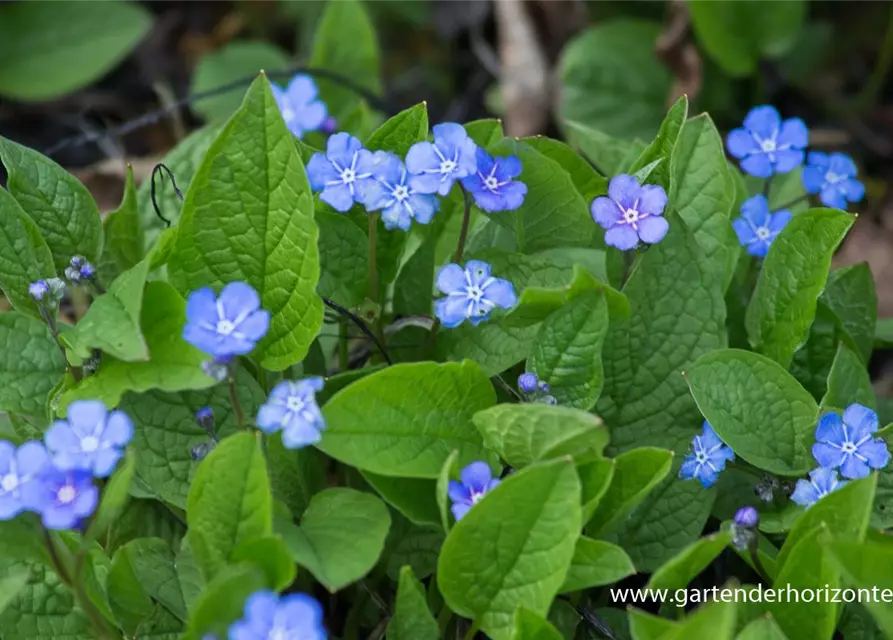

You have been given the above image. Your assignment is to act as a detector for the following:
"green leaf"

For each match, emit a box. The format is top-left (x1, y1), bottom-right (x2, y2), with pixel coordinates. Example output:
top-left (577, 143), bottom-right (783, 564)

top-left (362, 472), bottom-right (440, 527)
top-left (0, 312), bottom-right (66, 415)
top-left (821, 263), bottom-right (877, 363)
top-left (266, 433), bottom-right (326, 518)
top-left (562, 120), bottom-right (645, 177)
top-left (107, 537), bottom-right (188, 625)
top-left (0, 561), bottom-right (92, 639)
top-left (827, 542), bottom-right (893, 637)
top-left (319, 361), bottom-right (496, 478)
top-left (0, 568), bottom-right (30, 617)
top-left (512, 608), bottom-right (564, 640)
top-left (559, 20), bottom-right (672, 141)
top-left (437, 459), bottom-right (581, 640)
top-left (186, 431), bottom-right (272, 581)
top-left (790, 302), bottom-right (847, 401)
top-left (279, 487), bottom-right (391, 592)
top-left (0, 136), bottom-right (103, 271)
top-left (383, 518), bottom-right (443, 582)
top-left (667, 600), bottom-right (737, 640)
top-left (629, 608), bottom-right (680, 640)
top-left (472, 404), bottom-right (608, 468)
top-left (645, 532), bottom-right (732, 592)
top-left (184, 564), bottom-right (266, 640)
top-left (393, 231), bottom-right (436, 317)
top-left (231, 535), bottom-right (295, 592)
top-left (60, 281), bottom-right (216, 409)
top-left (87, 450), bottom-right (136, 541)
top-left (99, 165), bottom-right (144, 285)
top-left (0, 1), bottom-right (152, 101)
top-left (686, 348), bottom-right (816, 476)
top-left (559, 537), bottom-right (634, 593)
top-left (388, 566), bottom-right (440, 640)
top-left (820, 343), bottom-right (875, 413)
top-left (528, 291), bottom-right (610, 409)
top-left (745, 208), bottom-right (854, 368)
top-left (436, 450), bottom-right (459, 533)
top-left (627, 96), bottom-right (688, 192)
top-left (191, 42), bottom-right (291, 121)
top-left (365, 102), bottom-right (429, 156)
top-left (168, 74), bottom-right (323, 371)
top-left (524, 135), bottom-right (608, 202)
top-left (670, 114), bottom-right (740, 290)
top-left (316, 210), bottom-right (370, 307)
top-left (579, 459), bottom-right (615, 524)
top-left (587, 447), bottom-right (673, 537)
top-left (309, 0), bottom-right (381, 119)
top-left (736, 615), bottom-right (789, 640)
top-left (0, 185), bottom-right (57, 315)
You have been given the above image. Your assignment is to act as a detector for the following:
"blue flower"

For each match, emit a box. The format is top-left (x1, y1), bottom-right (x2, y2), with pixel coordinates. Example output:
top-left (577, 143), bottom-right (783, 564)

top-left (45, 400), bottom-right (133, 478)
top-left (812, 404), bottom-right (889, 480)
top-left (29, 278), bottom-right (65, 306)
top-left (801, 151), bottom-right (865, 210)
top-left (228, 590), bottom-right (326, 640)
top-left (460, 148), bottom-right (527, 212)
top-left (32, 467), bottom-right (98, 530)
top-left (734, 506), bottom-right (759, 528)
top-left (0, 441), bottom-right (49, 520)
top-left (518, 372), bottom-right (539, 393)
top-left (434, 260), bottom-right (517, 328)
top-left (732, 195), bottom-right (792, 258)
top-left (256, 378), bottom-right (326, 449)
top-left (184, 282), bottom-right (271, 359)
top-left (448, 461), bottom-right (500, 521)
top-left (406, 123), bottom-right (478, 196)
top-left (679, 422), bottom-right (735, 488)
top-left (365, 151), bottom-right (439, 231)
top-left (726, 105), bottom-right (808, 178)
top-left (306, 133), bottom-right (377, 212)
top-left (196, 406), bottom-right (214, 429)
top-left (64, 255), bottom-right (95, 283)
top-left (29, 280), bottom-right (49, 301)
top-left (591, 174), bottom-right (669, 251)
top-left (271, 74), bottom-right (327, 139)
top-left (791, 467), bottom-right (847, 509)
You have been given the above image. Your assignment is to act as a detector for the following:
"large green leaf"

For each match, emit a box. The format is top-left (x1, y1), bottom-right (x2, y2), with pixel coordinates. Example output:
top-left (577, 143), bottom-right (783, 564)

top-left (107, 537), bottom-right (188, 625)
top-left (820, 263), bottom-right (877, 364)
top-left (184, 564), bottom-right (266, 640)
top-left (388, 565), bottom-right (440, 640)
top-left (645, 531), bottom-right (732, 592)
top-left (827, 541), bottom-right (893, 637)
top-left (98, 165), bottom-right (144, 285)
top-left (745, 208), bottom-right (853, 368)
top-left (0, 1), bottom-right (152, 101)
top-left (512, 609), bottom-right (564, 640)
top-left (365, 102), bottom-right (429, 156)
top-left (524, 135), bottom-right (608, 202)
top-left (168, 74), bottom-right (323, 371)
top-left (318, 361), bottom-right (496, 478)
top-left (0, 186), bottom-right (56, 315)
top-left (562, 121), bottom-right (645, 177)
top-left (0, 312), bottom-right (66, 416)
top-left (820, 343), bottom-right (875, 413)
top-left (0, 561), bottom-right (92, 639)
top-left (437, 459), bottom-right (581, 640)
top-left (559, 537), bottom-right (635, 593)
top-left (686, 349), bottom-right (816, 476)
top-left (361, 472), bottom-right (440, 527)
top-left (266, 433), bottom-right (327, 518)
top-left (316, 210), bottom-right (369, 308)
top-left (627, 96), bottom-right (688, 193)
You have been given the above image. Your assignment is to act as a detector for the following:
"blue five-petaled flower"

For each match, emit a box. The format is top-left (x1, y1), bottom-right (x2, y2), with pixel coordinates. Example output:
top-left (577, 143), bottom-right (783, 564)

top-left (365, 151), bottom-right (439, 231)
top-left (591, 174), bottom-right (669, 251)
top-left (184, 282), bottom-right (271, 359)
top-left (406, 123), bottom-right (478, 196)
top-left (732, 195), bottom-right (792, 258)
top-left (812, 404), bottom-right (889, 480)
top-left (271, 74), bottom-right (327, 139)
top-left (45, 400), bottom-right (133, 478)
top-left (791, 467), bottom-right (847, 509)
top-left (256, 378), bottom-right (326, 449)
top-left (32, 466), bottom-right (98, 530)
top-left (307, 133), bottom-right (378, 212)
top-left (434, 260), bottom-right (517, 328)
top-left (228, 589), bottom-right (327, 640)
top-left (679, 422), bottom-right (735, 488)
top-left (801, 151), bottom-right (865, 210)
top-left (460, 148), bottom-right (527, 212)
top-left (448, 461), bottom-right (501, 521)
top-left (726, 105), bottom-right (808, 178)
top-left (0, 441), bottom-right (49, 519)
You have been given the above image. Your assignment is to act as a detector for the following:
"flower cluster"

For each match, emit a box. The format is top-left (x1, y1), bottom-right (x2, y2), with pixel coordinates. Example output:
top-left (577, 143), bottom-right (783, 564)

top-left (229, 589), bottom-right (327, 639)
top-left (591, 174), bottom-right (669, 251)
top-left (305, 123), bottom-right (527, 227)
top-left (256, 378), bottom-right (326, 449)
top-left (29, 277), bottom-right (65, 307)
top-left (184, 282), bottom-right (271, 361)
top-left (448, 461), bottom-right (501, 521)
top-left (433, 260), bottom-right (517, 328)
top-left (678, 422), bottom-right (735, 488)
top-left (64, 255), bottom-right (94, 284)
top-left (517, 372), bottom-right (556, 404)
top-left (0, 400), bottom-right (132, 529)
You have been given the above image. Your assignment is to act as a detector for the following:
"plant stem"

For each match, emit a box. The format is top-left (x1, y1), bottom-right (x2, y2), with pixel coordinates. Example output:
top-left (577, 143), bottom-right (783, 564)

top-left (453, 186), bottom-right (473, 264)
top-left (227, 364), bottom-right (245, 429)
top-left (775, 193), bottom-right (811, 211)
top-left (748, 543), bottom-right (771, 584)
top-left (858, 3), bottom-right (893, 108)
top-left (761, 175), bottom-right (774, 198)
top-left (437, 605), bottom-right (454, 634)
top-left (462, 621), bottom-right (480, 640)
top-left (40, 307), bottom-right (80, 382)
top-left (339, 318), bottom-right (350, 372)
top-left (369, 213), bottom-right (379, 305)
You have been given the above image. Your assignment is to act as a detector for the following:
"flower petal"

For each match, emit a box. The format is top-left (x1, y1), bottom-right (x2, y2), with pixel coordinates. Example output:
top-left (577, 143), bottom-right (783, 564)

top-left (295, 101), bottom-right (327, 133)
top-left (740, 196), bottom-right (770, 228)
top-left (608, 174), bottom-right (640, 209)
top-left (840, 178), bottom-right (865, 203)
top-left (743, 105), bottom-right (781, 140)
top-left (812, 442), bottom-right (845, 469)
top-left (45, 422), bottom-right (81, 452)
top-left (92, 448), bottom-right (123, 478)
top-left (778, 118), bottom-right (808, 149)
top-left (740, 153), bottom-right (774, 179)
top-left (839, 455), bottom-right (870, 480)
top-left (435, 264), bottom-right (467, 294)
top-left (185, 287), bottom-right (218, 328)
top-left (103, 412), bottom-right (133, 447)
top-left (637, 216), bottom-right (669, 245)
top-left (801, 165), bottom-right (826, 194)
top-left (67, 400), bottom-right (107, 432)
top-left (678, 456), bottom-right (699, 481)
top-left (405, 141), bottom-right (441, 175)
top-left (815, 411), bottom-right (845, 444)
top-left (790, 478), bottom-right (820, 507)
top-left (828, 153), bottom-right (858, 178)
top-left (256, 404), bottom-right (288, 434)
top-left (220, 282), bottom-right (261, 320)
top-left (465, 260), bottom-right (492, 287)
top-left (726, 128), bottom-right (758, 159)
top-left (244, 590), bottom-right (279, 626)
top-left (810, 467), bottom-right (840, 494)
top-left (483, 278), bottom-right (517, 310)
top-left (15, 441), bottom-right (48, 475)
top-left (281, 421), bottom-right (322, 449)
top-left (773, 149), bottom-right (805, 174)
top-left (451, 502), bottom-right (471, 521)
top-left (447, 480), bottom-right (470, 504)
top-left (460, 461), bottom-right (493, 493)
top-left (732, 218), bottom-right (757, 247)
top-left (285, 74), bottom-right (318, 104)
top-left (604, 225), bottom-right (639, 251)
top-left (326, 132), bottom-right (364, 168)
top-left (843, 403), bottom-right (878, 436)
top-left (768, 210), bottom-right (792, 234)
top-left (320, 184), bottom-right (355, 212)
top-left (306, 154), bottom-right (339, 191)
top-left (591, 197), bottom-right (621, 229)
top-left (819, 185), bottom-right (846, 210)
top-left (858, 438), bottom-right (890, 469)
top-left (638, 185), bottom-right (667, 216)
top-left (434, 295), bottom-right (469, 328)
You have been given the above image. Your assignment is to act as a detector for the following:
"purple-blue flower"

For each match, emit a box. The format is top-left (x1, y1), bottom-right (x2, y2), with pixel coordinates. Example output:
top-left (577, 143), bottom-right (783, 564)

top-left (228, 590), bottom-right (326, 640)
top-left (726, 105), bottom-right (808, 178)
top-left (812, 404), bottom-right (889, 480)
top-left (460, 148), bottom-right (527, 212)
top-left (448, 461), bottom-right (500, 521)
top-left (29, 278), bottom-right (65, 306)
top-left (0, 441), bottom-right (49, 519)
top-left (679, 422), bottom-right (735, 488)
top-left (364, 151), bottom-right (439, 231)
top-left (791, 467), bottom-right (847, 509)
top-left (591, 174), bottom-right (669, 251)
top-left (434, 260), bottom-right (517, 328)
top-left (732, 195), bottom-right (792, 258)
top-left (45, 400), bottom-right (133, 478)
top-left (518, 372), bottom-right (539, 393)
top-left (801, 151), bottom-right (865, 210)
top-left (734, 506), bottom-right (759, 528)
top-left (306, 133), bottom-right (377, 212)
top-left (64, 255), bottom-right (95, 283)
top-left (29, 280), bottom-right (49, 301)
top-left (406, 123), bottom-right (478, 196)
top-left (271, 74), bottom-right (327, 139)
top-left (256, 378), bottom-right (326, 449)
top-left (32, 467), bottom-right (98, 530)
top-left (184, 282), bottom-right (270, 359)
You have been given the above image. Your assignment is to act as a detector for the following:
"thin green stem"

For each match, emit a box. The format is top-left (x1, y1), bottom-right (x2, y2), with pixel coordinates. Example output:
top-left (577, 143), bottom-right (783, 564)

top-left (858, 4), bottom-right (893, 108)
top-left (748, 542), bottom-right (771, 584)
top-left (369, 213), bottom-right (379, 305)
top-left (775, 193), bottom-right (811, 212)
top-left (437, 605), bottom-right (454, 634)
top-left (40, 307), bottom-right (80, 382)
top-left (339, 318), bottom-right (350, 372)
top-left (227, 365), bottom-right (245, 429)
top-left (462, 621), bottom-right (480, 640)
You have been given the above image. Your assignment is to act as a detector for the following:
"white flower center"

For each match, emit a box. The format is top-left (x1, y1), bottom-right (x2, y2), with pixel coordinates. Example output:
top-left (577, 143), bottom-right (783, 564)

top-left (1, 473), bottom-right (19, 493)
top-left (81, 436), bottom-right (100, 453)
top-left (57, 485), bottom-right (77, 504)
top-left (760, 138), bottom-right (777, 153)
top-left (841, 441), bottom-right (857, 454)
top-left (341, 168), bottom-right (356, 184)
top-left (484, 176), bottom-right (499, 191)
top-left (470, 490), bottom-right (485, 505)
top-left (439, 159), bottom-right (456, 174)
top-left (695, 451), bottom-right (708, 464)
top-left (392, 185), bottom-right (409, 201)
top-left (466, 285), bottom-right (484, 302)
top-left (756, 227), bottom-right (771, 240)
top-left (268, 628), bottom-right (289, 640)
top-left (826, 171), bottom-right (845, 184)
top-left (286, 396), bottom-right (305, 413)
top-left (282, 107), bottom-right (295, 122)
top-left (623, 208), bottom-right (640, 224)
top-left (216, 319), bottom-right (235, 336)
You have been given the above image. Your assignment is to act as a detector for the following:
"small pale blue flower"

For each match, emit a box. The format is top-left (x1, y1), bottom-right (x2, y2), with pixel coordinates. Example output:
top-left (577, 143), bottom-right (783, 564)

top-left (448, 461), bottom-right (500, 521)
top-left (591, 174), bottom-right (669, 251)
top-left (518, 372), bottom-right (538, 393)
top-left (726, 105), bottom-right (808, 178)
top-left (434, 260), bottom-right (517, 328)
top-left (195, 406), bottom-right (214, 429)
top-left (228, 590), bottom-right (327, 640)
top-left (791, 467), bottom-right (847, 509)
top-left (460, 148), bottom-right (527, 212)
top-left (406, 123), bottom-right (478, 196)
top-left (0, 440), bottom-right (49, 520)
top-left (306, 133), bottom-right (377, 212)
top-left (801, 151), bottom-right (865, 210)
top-left (732, 195), bottom-right (792, 258)
top-left (365, 151), bottom-right (439, 231)
top-left (32, 467), bottom-right (98, 530)
top-left (65, 255), bottom-right (94, 283)
top-left (256, 378), bottom-right (326, 449)
top-left (45, 400), bottom-right (133, 478)
top-left (679, 422), bottom-right (735, 488)
top-left (734, 506), bottom-right (759, 528)
top-left (184, 282), bottom-right (271, 359)
top-left (271, 74), bottom-right (327, 139)
top-left (812, 404), bottom-right (889, 479)
top-left (29, 280), bottom-right (49, 301)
